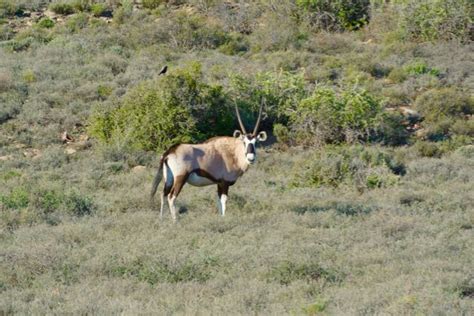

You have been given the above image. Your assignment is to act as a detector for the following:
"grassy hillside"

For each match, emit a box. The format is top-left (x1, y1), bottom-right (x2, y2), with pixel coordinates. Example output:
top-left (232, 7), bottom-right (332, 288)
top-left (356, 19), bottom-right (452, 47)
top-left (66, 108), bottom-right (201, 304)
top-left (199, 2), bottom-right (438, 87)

top-left (1, 0), bottom-right (473, 314)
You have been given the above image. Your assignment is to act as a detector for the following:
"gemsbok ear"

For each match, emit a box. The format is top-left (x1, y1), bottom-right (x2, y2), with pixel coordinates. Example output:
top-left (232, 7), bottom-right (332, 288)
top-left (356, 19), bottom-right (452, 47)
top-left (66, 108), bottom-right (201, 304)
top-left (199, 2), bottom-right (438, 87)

top-left (257, 131), bottom-right (267, 142)
top-left (233, 130), bottom-right (242, 138)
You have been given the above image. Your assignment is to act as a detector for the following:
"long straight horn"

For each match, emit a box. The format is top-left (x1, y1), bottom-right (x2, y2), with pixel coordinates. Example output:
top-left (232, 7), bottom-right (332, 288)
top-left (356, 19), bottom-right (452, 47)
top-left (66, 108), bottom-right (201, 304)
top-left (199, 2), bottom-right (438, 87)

top-left (234, 102), bottom-right (247, 134)
top-left (252, 98), bottom-right (265, 136)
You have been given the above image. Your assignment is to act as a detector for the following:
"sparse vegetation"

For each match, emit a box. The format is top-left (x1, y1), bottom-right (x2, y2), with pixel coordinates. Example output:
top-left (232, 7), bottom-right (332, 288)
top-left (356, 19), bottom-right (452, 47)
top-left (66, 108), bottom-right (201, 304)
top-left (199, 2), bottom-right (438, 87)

top-left (0, 0), bottom-right (472, 314)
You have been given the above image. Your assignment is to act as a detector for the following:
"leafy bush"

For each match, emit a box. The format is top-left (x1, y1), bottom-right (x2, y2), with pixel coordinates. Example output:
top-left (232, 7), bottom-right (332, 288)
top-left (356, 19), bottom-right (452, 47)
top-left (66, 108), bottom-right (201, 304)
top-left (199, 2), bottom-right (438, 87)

top-left (66, 12), bottom-right (89, 32)
top-left (31, 189), bottom-right (63, 214)
top-left (88, 62), bottom-right (233, 151)
top-left (268, 261), bottom-right (340, 285)
top-left (49, 2), bottom-right (75, 15)
top-left (415, 136), bottom-right (473, 158)
top-left (288, 87), bottom-right (382, 145)
top-left (112, 0), bottom-right (133, 24)
top-left (249, 10), bottom-right (307, 52)
top-left (414, 88), bottom-right (473, 140)
top-left (0, 23), bottom-right (15, 41)
top-left (0, 92), bottom-right (23, 123)
top-left (451, 119), bottom-right (474, 137)
top-left (109, 255), bottom-right (219, 284)
top-left (0, 0), bottom-right (23, 18)
top-left (296, 0), bottom-right (371, 31)
top-left (292, 145), bottom-right (404, 189)
top-left (0, 71), bottom-right (12, 92)
top-left (218, 32), bottom-right (249, 55)
top-left (71, 0), bottom-right (91, 12)
top-left (373, 111), bottom-right (410, 146)
top-left (229, 70), bottom-right (308, 130)
top-left (6, 27), bottom-right (53, 52)
top-left (37, 17), bottom-right (55, 29)
top-left (415, 140), bottom-right (441, 158)
top-left (273, 123), bottom-right (290, 144)
top-left (90, 3), bottom-right (108, 17)
top-left (0, 187), bottom-right (29, 209)
top-left (65, 192), bottom-right (94, 217)
top-left (398, 0), bottom-right (472, 42)
top-left (142, 0), bottom-right (166, 9)
top-left (154, 11), bottom-right (229, 50)
top-left (387, 67), bottom-right (408, 83)
top-left (404, 60), bottom-right (440, 77)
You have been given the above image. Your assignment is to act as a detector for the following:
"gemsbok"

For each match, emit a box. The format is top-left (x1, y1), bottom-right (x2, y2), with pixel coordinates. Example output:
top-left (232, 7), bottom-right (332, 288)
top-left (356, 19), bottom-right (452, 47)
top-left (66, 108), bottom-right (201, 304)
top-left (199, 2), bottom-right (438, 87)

top-left (150, 101), bottom-right (267, 221)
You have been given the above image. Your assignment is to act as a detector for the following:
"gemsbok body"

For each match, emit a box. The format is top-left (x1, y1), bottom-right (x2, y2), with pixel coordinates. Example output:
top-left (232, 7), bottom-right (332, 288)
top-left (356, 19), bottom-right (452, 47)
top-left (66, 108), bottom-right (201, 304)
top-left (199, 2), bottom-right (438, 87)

top-left (150, 102), bottom-right (267, 221)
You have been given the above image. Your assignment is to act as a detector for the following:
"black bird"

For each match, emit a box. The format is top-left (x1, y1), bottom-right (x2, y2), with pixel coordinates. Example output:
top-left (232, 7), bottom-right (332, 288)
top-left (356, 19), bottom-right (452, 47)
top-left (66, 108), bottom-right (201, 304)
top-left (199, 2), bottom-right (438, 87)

top-left (158, 65), bottom-right (168, 76)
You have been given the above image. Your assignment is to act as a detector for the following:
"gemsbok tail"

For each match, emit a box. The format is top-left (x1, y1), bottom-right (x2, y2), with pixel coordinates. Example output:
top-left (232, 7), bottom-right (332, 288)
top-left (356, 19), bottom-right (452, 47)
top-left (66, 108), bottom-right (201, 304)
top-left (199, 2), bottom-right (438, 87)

top-left (150, 158), bottom-right (164, 203)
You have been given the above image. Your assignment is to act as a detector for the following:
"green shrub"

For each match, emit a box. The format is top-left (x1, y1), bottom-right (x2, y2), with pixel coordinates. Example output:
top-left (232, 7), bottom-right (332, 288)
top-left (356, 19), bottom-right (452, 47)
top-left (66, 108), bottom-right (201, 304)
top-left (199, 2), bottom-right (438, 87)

top-left (112, 0), bottom-right (133, 24)
top-left (97, 85), bottom-right (113, 100)
top-left (31, 189), bottom-right (63, 214)
top-left (90, 3), bottom-right (108, 17)
top-left (65, 192), bottom-right (94, 217)
top-left (218, 33), bottom-right (249, 56)
top-left (6, 27), bottom-right (53, 52)
top-left (398, 0), bottom-right (472, 42)
top-left (387, 67), bottom-right (408, 83)
top-left (49, 2), bottom-right (75, 15)
top-left (72, 0), bottom-right (91, 12)
top-left (88, 62), bottom-right (233, 151)
top-left (404, 60), bottom-right (440, 77)
top-left (415, 136), bottom-right (473, 158)
top-left (229, 71), bottom-right (308, 129)
top-left (0, 71), bottom-right (12, 93)
top-left (273, 123), bottom-right (290, 144)
top-left (109, 255), bottom-right (219, 284)
top-left (296, 0), bottom-right (371, 31)
top-left (0, 1), bottom-right (14, 18)
top-left (289, 87), bottom-right (382, 145)
top-left (37, 17), bottom-right (55, 29)
top-left (451, 120), bottom-right (474, 137)
top-left (415, 141), bottom-right (441, 158)
top-left (0, 92), bottom-right (22, 123)
top-left (453, 144), bottom-right (474, 159)
top-left (415, 88), bottom-right (473, 122)
top-left (414, 88), bottom-right (473, 139)
top-left (151, 11), bottom-right (228, 50)
top-left (66, 12), bottom-right (89, 32)
top-left (0, 23), bottom-right (15, 41)
top-left (437, 135), bottom-right (474, 154)
top-left (292, 145), bottom-right (403, 189)
top-left (0, 0), bottom-right (23, 18)
top-left (373, 111), bottom-right (410, 146)
top-left (1, 187), bottom-right (29, 210)
top-left (249, 10), bottom-right (307, 52)
top-left (142, 0), bottom-right (165, 9)
top-left (303, 300), bottom-right (328, 315)
top-left (268, 261), bottom-right (339, 285)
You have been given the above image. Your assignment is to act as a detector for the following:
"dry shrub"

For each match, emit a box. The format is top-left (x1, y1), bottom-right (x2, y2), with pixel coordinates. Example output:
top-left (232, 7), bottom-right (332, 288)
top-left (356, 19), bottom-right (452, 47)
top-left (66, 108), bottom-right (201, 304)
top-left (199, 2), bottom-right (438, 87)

top-left (0, 71), bottom-right (12, 93)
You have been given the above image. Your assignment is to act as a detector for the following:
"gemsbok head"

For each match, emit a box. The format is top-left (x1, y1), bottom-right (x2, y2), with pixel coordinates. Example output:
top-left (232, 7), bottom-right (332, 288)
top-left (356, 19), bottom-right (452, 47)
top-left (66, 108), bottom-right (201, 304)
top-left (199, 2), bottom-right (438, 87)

top-left (150, 101), bottom-right (267, 221)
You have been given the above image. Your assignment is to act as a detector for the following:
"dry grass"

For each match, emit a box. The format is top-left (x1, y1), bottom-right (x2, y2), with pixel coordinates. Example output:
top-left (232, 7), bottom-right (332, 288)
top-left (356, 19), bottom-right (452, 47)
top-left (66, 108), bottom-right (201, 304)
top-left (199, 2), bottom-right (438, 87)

top-left (1, 146), bottom-right (473, 314)
top-left (0, 1), bottom-right (473, 314)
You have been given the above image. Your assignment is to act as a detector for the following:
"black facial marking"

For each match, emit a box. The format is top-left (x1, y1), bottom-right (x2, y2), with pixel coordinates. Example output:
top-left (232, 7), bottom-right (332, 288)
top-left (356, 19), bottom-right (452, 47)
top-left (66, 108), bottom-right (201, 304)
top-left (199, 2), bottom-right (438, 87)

top-left (247, 143), bottom-right (255, 154)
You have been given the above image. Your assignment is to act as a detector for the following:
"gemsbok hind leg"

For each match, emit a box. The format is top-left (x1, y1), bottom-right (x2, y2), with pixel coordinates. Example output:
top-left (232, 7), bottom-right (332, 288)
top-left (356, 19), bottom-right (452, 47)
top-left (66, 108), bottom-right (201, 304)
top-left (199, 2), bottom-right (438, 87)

top-left (160, 163), bottom-right (174, 219)
top-left (167, 175), bottom-right (187, 222)
top-left (161, 184), bottom-right (171, 219)
top-left (217, 183), bottom-right (229, 216)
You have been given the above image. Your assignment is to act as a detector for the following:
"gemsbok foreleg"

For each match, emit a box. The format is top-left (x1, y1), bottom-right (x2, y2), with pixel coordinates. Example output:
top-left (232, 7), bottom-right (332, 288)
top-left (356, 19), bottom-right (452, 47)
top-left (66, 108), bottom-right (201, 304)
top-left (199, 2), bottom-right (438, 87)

top-left (217, 183), bottom-right (229, 216)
